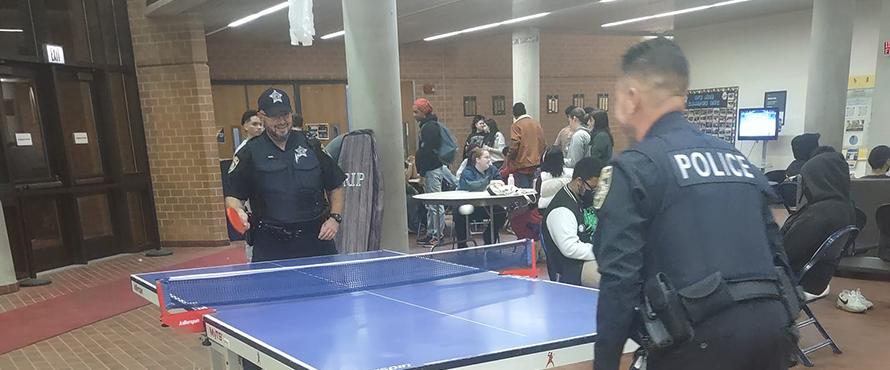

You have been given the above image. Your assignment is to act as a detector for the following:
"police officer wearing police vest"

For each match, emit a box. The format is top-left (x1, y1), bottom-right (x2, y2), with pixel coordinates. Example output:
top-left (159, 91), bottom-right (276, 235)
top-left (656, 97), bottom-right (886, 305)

top-left (225, 88), bottom-right (347, 262)
top-left (593, 38), bottom-right (800, 370)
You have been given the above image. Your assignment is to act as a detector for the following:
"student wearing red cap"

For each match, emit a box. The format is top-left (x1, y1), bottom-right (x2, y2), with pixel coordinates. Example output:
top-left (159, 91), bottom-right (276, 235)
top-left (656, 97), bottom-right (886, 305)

top-left (413, 98), bottom-right (458, 246)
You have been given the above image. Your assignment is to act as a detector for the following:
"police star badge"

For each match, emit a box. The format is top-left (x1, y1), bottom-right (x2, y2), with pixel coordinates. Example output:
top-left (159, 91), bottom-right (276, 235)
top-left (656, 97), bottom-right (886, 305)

top-left (593, 165), bottom-right (612, 210)
top-left (269, 89), bottom-right (283, 103)
top-left (227, 156), bottom-right (239, 173)
top-left (294, 146), bottom-right (308, 164)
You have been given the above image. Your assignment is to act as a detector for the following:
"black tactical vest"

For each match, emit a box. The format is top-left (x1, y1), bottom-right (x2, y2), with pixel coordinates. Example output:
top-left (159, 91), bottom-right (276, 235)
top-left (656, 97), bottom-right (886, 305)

top-left (250, 133), bottom-right (326, 224)
top-left (623, 112), bottom-right (777, 288)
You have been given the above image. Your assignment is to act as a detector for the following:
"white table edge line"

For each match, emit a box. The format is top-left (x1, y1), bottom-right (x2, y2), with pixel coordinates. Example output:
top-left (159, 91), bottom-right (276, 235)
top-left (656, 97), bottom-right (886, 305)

top-left (135, 250), bottom-right (396, 280)
top-left (204, 315), bottom-right (317, 369)
top-left (167, 241), bottom-right (531, 281)
top-left (423, 334), bottom-right (597, 368)
top-left (364, 290), bottom-right (529, 337)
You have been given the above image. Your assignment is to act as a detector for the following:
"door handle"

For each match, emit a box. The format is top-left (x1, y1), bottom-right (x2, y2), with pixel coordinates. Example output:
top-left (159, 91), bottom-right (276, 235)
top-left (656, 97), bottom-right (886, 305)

top-left (14, 180), bottom-right (63, 190)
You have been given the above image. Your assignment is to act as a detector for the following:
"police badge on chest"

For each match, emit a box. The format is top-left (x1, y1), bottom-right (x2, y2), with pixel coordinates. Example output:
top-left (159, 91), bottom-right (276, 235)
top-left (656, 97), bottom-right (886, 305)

top-left (294, 146), bottom-right (308, 164)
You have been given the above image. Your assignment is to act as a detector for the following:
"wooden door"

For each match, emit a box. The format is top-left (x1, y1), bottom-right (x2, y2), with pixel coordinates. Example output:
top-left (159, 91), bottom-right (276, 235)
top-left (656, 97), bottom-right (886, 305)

top-left (0, 74), bottom-right (72, 273)
top-left (212, 85), bottom-right (248, 160)
top-left (299, 84), bottom-right (346, 143)
top-left (54, 69), bottom-right (118, 261)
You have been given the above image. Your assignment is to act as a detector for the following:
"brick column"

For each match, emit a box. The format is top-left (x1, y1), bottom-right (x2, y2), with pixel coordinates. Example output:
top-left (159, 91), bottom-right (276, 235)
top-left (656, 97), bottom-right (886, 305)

top-left (127, 0), bottom-right (227, 246)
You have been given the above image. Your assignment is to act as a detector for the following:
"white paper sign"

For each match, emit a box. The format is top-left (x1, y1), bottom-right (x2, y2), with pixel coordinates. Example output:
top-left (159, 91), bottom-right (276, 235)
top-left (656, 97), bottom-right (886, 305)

top-left (73, 132), bottom-right (89, 144)
top-left (46, 44), bottom-right (65, 64)
top-left (15, 133), bottom-right (33, 146)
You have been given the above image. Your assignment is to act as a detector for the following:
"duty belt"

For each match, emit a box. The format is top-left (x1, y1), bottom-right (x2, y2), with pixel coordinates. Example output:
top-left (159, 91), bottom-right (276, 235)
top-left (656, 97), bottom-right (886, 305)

top-left (256, 220), bottom-right (304, 240)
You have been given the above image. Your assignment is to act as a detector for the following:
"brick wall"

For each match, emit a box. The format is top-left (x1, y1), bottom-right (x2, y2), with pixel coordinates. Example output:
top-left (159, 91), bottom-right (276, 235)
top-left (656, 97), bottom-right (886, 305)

top-left (128, 0), bottom-right (227, 245)
top-left (206, 32), bottom-right (639, 159)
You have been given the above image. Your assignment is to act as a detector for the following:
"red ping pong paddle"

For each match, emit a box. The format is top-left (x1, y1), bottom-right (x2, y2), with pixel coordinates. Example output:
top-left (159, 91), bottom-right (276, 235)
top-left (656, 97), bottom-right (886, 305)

top-left (226, 207), bottom-right (248, 235)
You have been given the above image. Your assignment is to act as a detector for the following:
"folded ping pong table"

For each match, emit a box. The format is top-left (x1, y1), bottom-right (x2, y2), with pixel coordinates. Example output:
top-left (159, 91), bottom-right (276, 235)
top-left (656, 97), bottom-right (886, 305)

top-left (131, 240), bottom-right (599, 369)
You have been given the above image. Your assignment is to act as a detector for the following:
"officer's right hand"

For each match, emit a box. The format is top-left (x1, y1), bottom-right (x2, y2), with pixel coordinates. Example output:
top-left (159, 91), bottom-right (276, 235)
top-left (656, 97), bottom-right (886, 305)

top-left (236, 208), bottom-right (250, 230)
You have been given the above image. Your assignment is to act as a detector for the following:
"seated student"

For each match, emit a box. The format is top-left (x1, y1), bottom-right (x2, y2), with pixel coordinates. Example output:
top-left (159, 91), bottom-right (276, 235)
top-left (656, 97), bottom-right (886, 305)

top-left (405, 156), bottom-right (425, 233)
top-left (542, 157), bottom-right (604, 287)
top-left (862, 145), bottom-right (890, 179)
top-left (537, 145), bottom-right (573, 210)
top-left (786, 133), bottom-right (820, 178)
top-left (454, 148), bottom-right (507, 248)
top-left (781, 152), bottom-right (861, 309)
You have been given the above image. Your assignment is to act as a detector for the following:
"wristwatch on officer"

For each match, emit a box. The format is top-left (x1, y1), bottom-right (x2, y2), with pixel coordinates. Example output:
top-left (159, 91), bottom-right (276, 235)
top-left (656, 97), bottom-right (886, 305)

top-left (329, 213), bottom-right (343, 223)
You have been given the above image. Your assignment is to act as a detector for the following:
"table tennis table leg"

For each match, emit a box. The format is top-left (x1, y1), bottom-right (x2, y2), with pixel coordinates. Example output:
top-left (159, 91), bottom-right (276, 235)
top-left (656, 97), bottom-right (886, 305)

top-left (208, 339), bottom-right (243, 370)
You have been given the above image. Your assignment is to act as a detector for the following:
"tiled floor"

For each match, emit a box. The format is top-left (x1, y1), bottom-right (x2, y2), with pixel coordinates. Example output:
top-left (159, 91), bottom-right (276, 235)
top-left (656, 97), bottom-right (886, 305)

top-left (1, 236), bottom-right (889, 370)
top-left (0, 246), bottom-right (234, 314)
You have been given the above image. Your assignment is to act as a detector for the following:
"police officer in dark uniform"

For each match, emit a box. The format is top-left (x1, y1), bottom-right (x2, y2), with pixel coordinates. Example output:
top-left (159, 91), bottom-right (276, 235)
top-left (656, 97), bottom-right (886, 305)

top-left (225, 88), bottom-right (347, 262)
top-left (592, 38), bottom-right (799, 370)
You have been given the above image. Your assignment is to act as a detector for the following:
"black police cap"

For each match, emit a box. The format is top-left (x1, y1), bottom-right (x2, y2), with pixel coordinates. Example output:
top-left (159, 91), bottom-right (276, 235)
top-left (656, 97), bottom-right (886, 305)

top-left (257, 88), bottom-right (293, 117)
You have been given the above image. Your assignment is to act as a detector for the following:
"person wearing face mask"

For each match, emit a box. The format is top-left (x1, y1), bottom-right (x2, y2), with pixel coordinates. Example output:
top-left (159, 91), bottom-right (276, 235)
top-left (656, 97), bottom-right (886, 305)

top-left (453, 148), bottom-right (507, 248)
top-left (592, 39), bottom-right (798, 370)
top-left (225, 88), bottom-right (347, 265)
top-left (542, 157), bottom-right (603, 287)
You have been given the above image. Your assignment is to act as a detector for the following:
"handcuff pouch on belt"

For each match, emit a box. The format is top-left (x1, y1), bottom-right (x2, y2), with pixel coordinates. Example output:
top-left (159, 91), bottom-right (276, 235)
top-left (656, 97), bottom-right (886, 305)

top-left (637, 270), bottom-right (794, 351)
top-left (255, 220), bottom-right (304, 241)
top-left (637, 273), bottom-right (693, 349)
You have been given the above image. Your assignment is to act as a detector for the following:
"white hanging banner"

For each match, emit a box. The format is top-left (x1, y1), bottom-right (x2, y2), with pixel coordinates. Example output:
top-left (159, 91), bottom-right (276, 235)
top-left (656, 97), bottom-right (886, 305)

top-left (289, 0), bottom-right (315, 46)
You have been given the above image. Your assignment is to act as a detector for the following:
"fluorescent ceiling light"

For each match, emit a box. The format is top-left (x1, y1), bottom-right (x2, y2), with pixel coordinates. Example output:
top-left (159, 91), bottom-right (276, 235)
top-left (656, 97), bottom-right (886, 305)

top-left (424, 12), bottom-right (549, 41)
top-left (321, 30), bottom-right (345, 40)
top-left (228, 1), bottom-right (289, 28)
top-left (602, 0), bottom-right (750, 28)
top-left (500, 12), bottom-right (550, 25)
top-left (599, 0), bottom-right (619, 3)
top-left (643, 35), bottom-right (673, 40)
top-left (0, 28), bottom-right (23, 33)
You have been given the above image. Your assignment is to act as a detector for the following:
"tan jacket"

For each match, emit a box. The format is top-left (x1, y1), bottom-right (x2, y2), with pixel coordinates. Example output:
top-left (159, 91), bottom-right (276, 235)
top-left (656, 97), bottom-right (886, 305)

top-left (508, 115), bottom-right (546, 170)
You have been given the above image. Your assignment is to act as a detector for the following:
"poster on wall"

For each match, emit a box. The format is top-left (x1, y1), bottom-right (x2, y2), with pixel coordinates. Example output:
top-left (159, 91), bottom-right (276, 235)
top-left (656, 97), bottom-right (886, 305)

top-left (764, 91), bottom-right (787, 130)
top-left (307, 123), bottom-right (330, 140)
top-left (843, 87), bottom-right (873, 173)
top-left (684, 86), bottom-right (739, 144)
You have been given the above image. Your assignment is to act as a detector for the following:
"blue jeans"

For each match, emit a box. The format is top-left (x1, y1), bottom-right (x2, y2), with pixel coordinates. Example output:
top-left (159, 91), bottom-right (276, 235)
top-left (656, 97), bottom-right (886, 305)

top-left (423, 165), bottom-right (458, 239)
top-left (514, 171), bottom-right (536, 189)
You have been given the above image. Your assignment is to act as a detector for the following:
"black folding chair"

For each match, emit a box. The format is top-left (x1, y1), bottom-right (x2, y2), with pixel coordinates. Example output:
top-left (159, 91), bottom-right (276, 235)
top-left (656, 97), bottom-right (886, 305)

top-left (876, 204), bottom-right (890, 261)
top-left (848, 208), bottom-right (867, 255)
top-left (795, 225), bottom-right (859, 367)
top-left (777, 182), bottom-right (799, 214)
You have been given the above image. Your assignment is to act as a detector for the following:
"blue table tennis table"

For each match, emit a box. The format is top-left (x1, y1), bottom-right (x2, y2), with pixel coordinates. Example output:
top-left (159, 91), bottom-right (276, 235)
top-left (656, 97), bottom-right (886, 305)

top-left (131, 241), bottom-right (600, 369)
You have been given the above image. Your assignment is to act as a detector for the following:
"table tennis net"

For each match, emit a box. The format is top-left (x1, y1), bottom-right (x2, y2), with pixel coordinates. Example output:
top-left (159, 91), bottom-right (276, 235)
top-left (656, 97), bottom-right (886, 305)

top-left (159, 240), bottom-right (533, 310)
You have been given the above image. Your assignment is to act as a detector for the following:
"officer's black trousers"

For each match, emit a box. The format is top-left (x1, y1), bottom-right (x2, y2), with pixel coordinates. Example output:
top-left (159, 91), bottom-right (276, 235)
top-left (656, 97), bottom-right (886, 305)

top-left (250, 218), bottom-right (338, 262)
top-left (648, 300), bottom-right (792, 370)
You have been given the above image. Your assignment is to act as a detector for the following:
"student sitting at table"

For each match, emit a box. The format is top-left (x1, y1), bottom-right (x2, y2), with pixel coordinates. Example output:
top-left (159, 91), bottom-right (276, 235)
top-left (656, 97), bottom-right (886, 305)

top-left (862, 145), bottom-right (890, 179)
top-left (542, 157), bottom-right (604, 287)
top-left (454, 148), bottom-right (507, 248)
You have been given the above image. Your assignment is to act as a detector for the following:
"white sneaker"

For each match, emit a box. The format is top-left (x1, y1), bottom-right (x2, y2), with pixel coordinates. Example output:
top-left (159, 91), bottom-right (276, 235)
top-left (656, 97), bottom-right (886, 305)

top-left (837, 290), bottom-right (868, 313)
top-left (852, 288), bottom-right (874, 310)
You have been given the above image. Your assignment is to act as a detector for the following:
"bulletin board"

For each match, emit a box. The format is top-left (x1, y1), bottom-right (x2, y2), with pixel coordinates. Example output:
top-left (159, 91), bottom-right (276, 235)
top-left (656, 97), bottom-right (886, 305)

top-left (684, 87), bottom-right (739, 144)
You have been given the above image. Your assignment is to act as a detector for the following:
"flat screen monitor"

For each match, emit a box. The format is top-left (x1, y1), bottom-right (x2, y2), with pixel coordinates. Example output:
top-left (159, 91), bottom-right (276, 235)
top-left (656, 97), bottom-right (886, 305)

top-left (737, 108), bottom-right (779, 141)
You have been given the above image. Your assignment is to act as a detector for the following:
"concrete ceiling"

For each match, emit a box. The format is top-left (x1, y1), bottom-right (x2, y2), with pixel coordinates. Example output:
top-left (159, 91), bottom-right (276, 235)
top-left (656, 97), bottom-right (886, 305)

top-left (160, 0), bottom-right (814, 44)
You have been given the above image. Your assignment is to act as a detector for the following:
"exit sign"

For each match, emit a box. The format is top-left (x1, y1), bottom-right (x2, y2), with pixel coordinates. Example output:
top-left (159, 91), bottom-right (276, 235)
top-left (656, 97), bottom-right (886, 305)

top-left (885, 41), bottom-right (890, 56)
